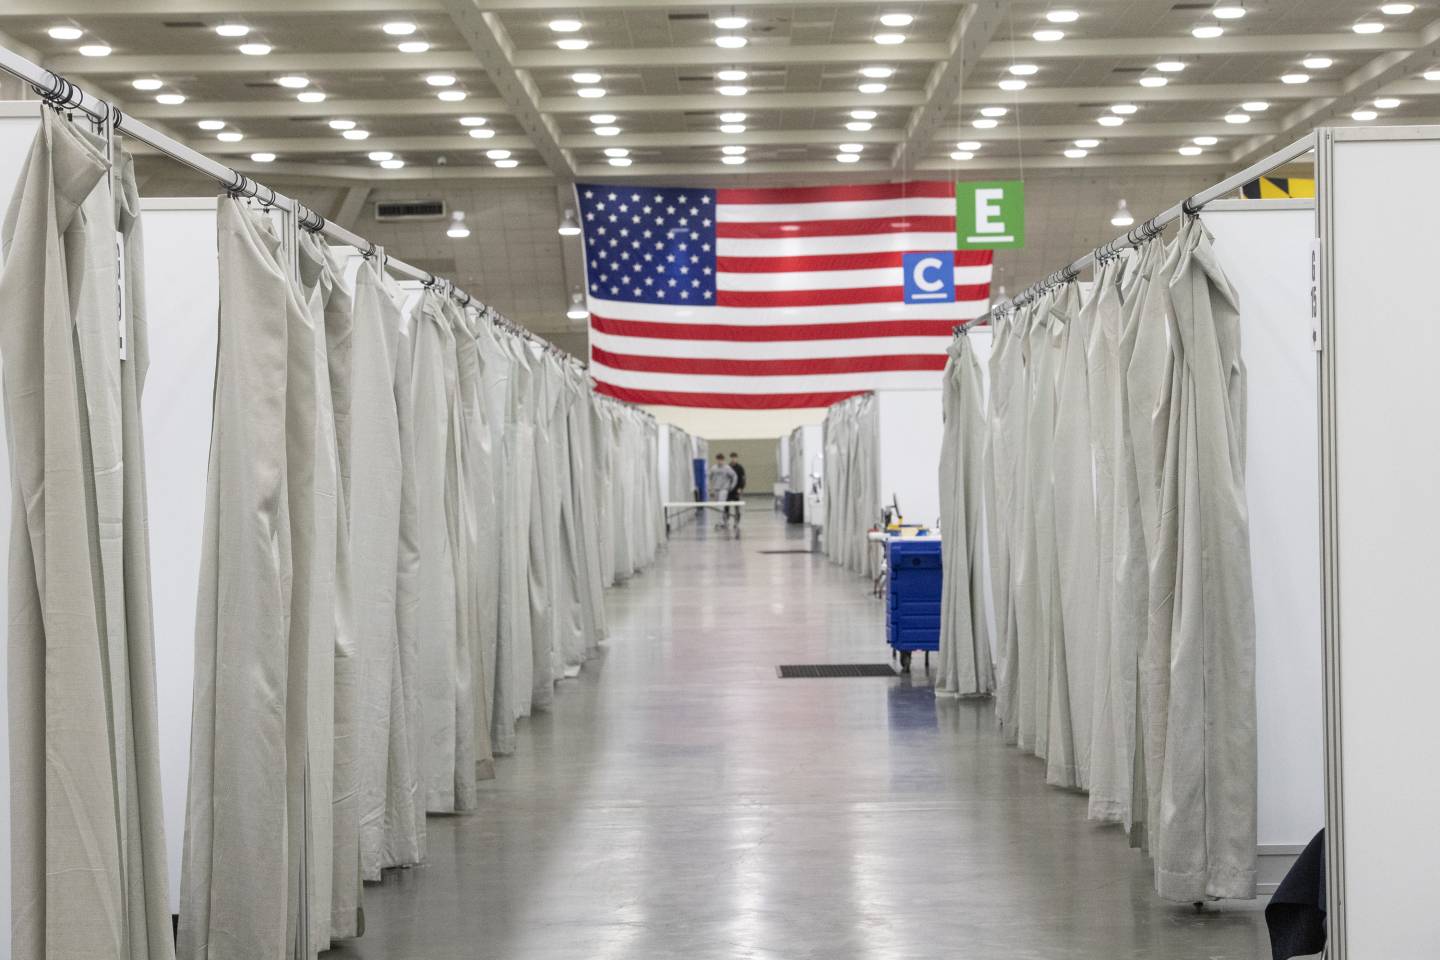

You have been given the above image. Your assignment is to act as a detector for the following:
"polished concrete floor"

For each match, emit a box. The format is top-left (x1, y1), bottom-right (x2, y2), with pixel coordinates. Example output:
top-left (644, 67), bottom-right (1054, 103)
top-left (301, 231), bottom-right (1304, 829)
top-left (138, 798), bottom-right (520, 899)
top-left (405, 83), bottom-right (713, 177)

top-left (333, 504), bottom-right (1270, 960)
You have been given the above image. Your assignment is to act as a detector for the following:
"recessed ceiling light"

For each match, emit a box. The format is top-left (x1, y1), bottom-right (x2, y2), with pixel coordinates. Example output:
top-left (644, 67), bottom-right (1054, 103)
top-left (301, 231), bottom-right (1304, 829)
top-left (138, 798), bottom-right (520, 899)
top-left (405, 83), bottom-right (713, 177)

top-left (397, 40), bottom-right (430, 53)
top-left (1381, 2), bottom-right (1415, 12)
top-left (838, 143), bottom-right (864, 153)
top-left (880, 13), bottom-right (914, 27)
top-left (494, 158), bottom-right (519, 168)
top-left (1074, 138), bottom-right (1100, 148)
top-left (1047, 9), bottom-right (1079, 22)
top-left (720, 112), bottom-right (747, 123)
top-left (955, 140), bottom-right (981, 150)
top-left (973, 117), bottom-right (999, 128)
top-left (1212, 5), bottom-right (1246, 19)
top-left (132, 78), bottom-right (164, 91)
top-left (78, 44), bottom-right (112, 57)
top-left (571, 71), bottom-right (601, 84)
top-left (1281, 72), bottom-right (1310, 84)
top-left (718, 85), bottom-right (748, 96)
top-left (604, 147), bottom-right (629, 158)
top-left (1353, 21), bottom-right (1384, 33)
top-left (437, 90), bottom-right (466, 101)
top-left (1303, 56), bottom-right (1333, 69)
top-left (216, 131), bottom-right (244, 142)
top-left (1192, 25), bottom-right (1224, 38)
top-left (238, 43), bottom-right (271, 55)
top-left (1223, 112), bottom-right (1250, 123)
top-left (1139, 76), bottom-right (1168, 87)
top-left (846, 120), bottom-right (873, 131)
top-left (722, 145), bottom-right (746, 155)
top-left (380, 158), bottom-right (405, 169)
top-left (850, 109), bottom-right (878, 120)
top-left (549, 18), bottom-right (582, 32)
top-left (714, 16), bottom-right (748, 29)
top-left (1009, 63), bottom-right (1039, 76)
top-left (1194, 135), bottom-right (1218, 145)
top-left (1375, 97), bottom-right (1401, 108)
top-left (1064, 148), bottom-right (1088, 158)
top-left (329, 119), bottom-right (356, 130)
top-left (297, 91), bottom-right (326, 103)
top-left (486, 149), bottom-right (511, 159)
top-left (858, 82), bottom-right (888, 94)
top-left (48, 26), bottom-right (83, 40)
top-left (197, 119), bottom-right (227, 130)
top-left (276, 75), bottom-right (309, 88)
top-left (1033, 29), bottom-right (1065, 41)
top-left (1097, 115), bottom-right (1124, 126)
top-left (458, 116), bottom-right (487, 126)
top-left (1426, 69), bottom-right (1440, 80)
top-left (715, 35), bottom-right (747, 48)
top-left (950, 150), bottom-right (974, 160)
top-left (577, 87), bottom-right (606, 98)
top-left (342, 129), bottom-right (370, 139)
top-left (1110, 103), bottom-right (1138, 114)
top-left (1352, 108), bottom-right (1378, 120)
top-left (382, 22), bottom-right (416, 36)
top-left (1242, 100), bottom-right (1269, 111)
top-left (717, 69), bottom-right (748, 82)
top-left (250, 152), bottom-right (276, 162)
top-left (836, 153), bottom-right (861, 163)
top-left (998, 78), bottom-right (1027, 91)
top-left (861, 66), bottom-right (894, 78)
top-left (719, 123), bottom-right (746, 133)
top-left (594, 125), bottom-right (621, 136)
top-left (608, 157), bottom-right (632, 167)
top-left (1179, 145), bottom-right (1203, 156)
top-left (426, 74), bottom-right (455, 87)
top-left (215, 23), bottom-right (250, 37)
top-left (721, 155), bottom-right (746, 165)
top-left (468, 128), bottom-right (495, 139)
top-left (874, 33), bottom-right (906, 45)
top-left (155, 93), bottom-right (186, 105)
top-left (368, 151), bottom-right (394, 161)
top-left (1156, 60), bottom-right (1186, 72)
top-left (980, 106), bottom-right (1008, 117)
top-left (589, 113), bottom-right (616, 124)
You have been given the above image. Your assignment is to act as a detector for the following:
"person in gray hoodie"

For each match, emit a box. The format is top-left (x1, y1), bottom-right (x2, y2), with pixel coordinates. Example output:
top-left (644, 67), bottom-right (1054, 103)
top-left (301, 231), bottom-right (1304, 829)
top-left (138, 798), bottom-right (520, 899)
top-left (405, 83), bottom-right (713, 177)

top-left (706, 453), bottom-right (737, 529)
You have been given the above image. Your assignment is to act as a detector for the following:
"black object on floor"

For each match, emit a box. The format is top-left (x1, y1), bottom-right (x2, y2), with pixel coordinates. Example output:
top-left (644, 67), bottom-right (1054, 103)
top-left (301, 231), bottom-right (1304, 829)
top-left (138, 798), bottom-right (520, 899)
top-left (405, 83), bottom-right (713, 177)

top-left (777, 664), bottom-right (898, 678)
top-left (1265, 829), bottom-right (1327, 960)
top-left (758, 548), bottom-right (814, 555)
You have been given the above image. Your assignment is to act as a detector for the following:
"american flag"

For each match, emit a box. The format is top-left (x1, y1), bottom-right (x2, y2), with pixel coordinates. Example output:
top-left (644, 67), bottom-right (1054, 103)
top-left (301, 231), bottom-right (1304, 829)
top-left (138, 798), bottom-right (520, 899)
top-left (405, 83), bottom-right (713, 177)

top-left (578, 181), bottom-right (994, 410)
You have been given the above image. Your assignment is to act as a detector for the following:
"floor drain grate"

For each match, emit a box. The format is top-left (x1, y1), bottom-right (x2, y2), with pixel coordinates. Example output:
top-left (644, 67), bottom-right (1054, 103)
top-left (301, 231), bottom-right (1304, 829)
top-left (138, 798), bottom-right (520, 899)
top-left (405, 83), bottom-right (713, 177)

top-left (776, 664), bottom-right (898, 678)
top-left (758, 549), bottom-right (815, 555)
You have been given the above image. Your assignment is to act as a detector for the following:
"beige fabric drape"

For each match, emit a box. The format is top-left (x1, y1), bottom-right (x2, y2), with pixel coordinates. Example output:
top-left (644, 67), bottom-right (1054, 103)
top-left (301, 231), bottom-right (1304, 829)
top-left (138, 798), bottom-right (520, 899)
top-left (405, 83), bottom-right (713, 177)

top-left (526, 346), bottom-right (559, 710)
top-left (989, 311), bottom-right (1027, 743)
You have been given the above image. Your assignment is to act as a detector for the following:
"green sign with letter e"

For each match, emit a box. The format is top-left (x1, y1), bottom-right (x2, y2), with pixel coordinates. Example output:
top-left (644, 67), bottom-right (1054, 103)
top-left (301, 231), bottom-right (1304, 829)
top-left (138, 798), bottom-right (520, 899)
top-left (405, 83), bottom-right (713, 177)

top-left (956, 180), bottom-right (1025, 250)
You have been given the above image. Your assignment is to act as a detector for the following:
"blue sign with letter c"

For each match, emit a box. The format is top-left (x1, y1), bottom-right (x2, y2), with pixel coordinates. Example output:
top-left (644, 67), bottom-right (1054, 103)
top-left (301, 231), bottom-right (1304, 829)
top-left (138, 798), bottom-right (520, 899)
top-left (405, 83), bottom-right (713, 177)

top-left (902, 251), bottom-right (955, 304)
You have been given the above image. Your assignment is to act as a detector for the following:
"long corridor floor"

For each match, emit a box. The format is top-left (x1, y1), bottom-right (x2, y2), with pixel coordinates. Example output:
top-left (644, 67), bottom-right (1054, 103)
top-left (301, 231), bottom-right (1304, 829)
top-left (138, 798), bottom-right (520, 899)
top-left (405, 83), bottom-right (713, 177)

top-left (333, 505), bottom-right (1269, 960)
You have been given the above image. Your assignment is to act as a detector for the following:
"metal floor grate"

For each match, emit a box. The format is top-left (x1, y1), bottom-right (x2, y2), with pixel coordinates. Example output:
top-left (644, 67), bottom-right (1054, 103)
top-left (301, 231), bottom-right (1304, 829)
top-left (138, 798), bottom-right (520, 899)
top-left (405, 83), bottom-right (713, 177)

top-left (758, 548), bottom-right (815, 555)
top-left (776, 664), bottom-right (898, 678)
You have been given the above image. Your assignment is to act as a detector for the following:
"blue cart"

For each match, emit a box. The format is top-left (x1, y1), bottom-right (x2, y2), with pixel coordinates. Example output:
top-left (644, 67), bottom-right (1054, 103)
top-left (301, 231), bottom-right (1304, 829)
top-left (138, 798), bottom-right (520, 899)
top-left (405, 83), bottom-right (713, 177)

top-left (885, 537), bottom-right (942, 673)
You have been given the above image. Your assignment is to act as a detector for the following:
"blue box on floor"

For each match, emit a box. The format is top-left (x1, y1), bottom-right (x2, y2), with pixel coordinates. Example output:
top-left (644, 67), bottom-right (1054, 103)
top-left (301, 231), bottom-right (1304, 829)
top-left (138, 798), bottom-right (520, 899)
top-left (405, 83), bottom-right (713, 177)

top-left (885, 538), bottom-right (942, 653)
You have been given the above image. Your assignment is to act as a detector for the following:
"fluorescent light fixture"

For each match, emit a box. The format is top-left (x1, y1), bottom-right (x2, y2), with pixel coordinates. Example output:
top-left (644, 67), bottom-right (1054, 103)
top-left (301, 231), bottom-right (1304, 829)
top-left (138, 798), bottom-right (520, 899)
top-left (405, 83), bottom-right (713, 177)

top-left (1303, 56), bottom-right (1333, 69)
top-left (594, 125), bottom-right (620, 136)
top-left (722, 145), bottom-right (746, 155)
top-left (425, 74), bottom-right (455, 87)
top-left (1064, 148), bottom-right (1088, 158)
top-left (382, 22), bottom-right (416, 36)
top-left (874, 32), bottom-right (906, 45)
top-left (1280, 72), bottom-right (1309, 84)
top-left (494, 158), bottom-right (519, 168)
top-left (155, 93), bottom-right (186, 105)
top-left (342, 129), bottom-right (370, 139)
top-left (380, 158), bottom-right (405, 169)
top-left (447, 212), bottom-right (470, 238)
top-left (604, 147), bottom-right (629, 158)
top-left (1033, 29), bottom-right (1065, 41)
top-left (368, 151), bottom-right (394, 161)
top-left (1111, 103), bottom-right (1138, 114)
top-left (78, 44), bottom-right (112, 57)
top-left (1426, 69), bottom-right (1440, 80)
top-left (998, 78), bottom-right (1027, 91)
top-left (715, 35), bottom-right (747, 48)
top-left (397, 40), bottom-right (430, 53)
top-left (720, 112), bottom-right (747, 123)
top-left (297, 91), bottom-right (326, 103)
top-left (1009, 63), bottom-right (1039, 76)
top-left (1097, 115), bottom-right (1124, 126)
top-left (719, 123), bottom-right (746, 133)
top-left (955, 140), bottom-right (981, 150)
top-left (437, 90), bottom-right (466, 101)
top-left (836, 153), bottom-right (860, 163)
top-left (1139, 76), bottom-right (1168, 87)
top-left (981, 106), bottom-right (1007, 117)
top-left (276, 75), bottom-right (309, 88)
top-left (577, 87), bottom-right (606, 98)
top-left (1193, 135), bottom-right (1218, 145)
top-left (197, 120), bottom-right (227, 130)
top-left (973, 117), bottom-right (999, 128)
top-left (549, 19), bottom-right (583, 32)
top-left (1047, 9), bottom-right (1079, 22)
top-left (458, 116), bottom-right (487, 126)
top-left (838, 143), bottom-right (864, 153)
top-left (329, 119), bottom-right (356, 130)
top-left (558, 209), bottom-right (582, 236)
top-left (721, 155), bottom-right (746, 165)
top-left (238, 43), bottom-right (271, 55)
top-left (1074, 138), bottom-right (1100, 148)
top-left (1375, 97), bottom-right (1401, 108)
top-left (1352, 108), bottom-right (1378, 120)
top-left (215, 23), bottom-right (250, 37)
top-left (1212, 4), bottom-right (1246, 19)
top-left (718, 85), bottom-right (748, 96)
top-left (132, 78), bottom-right (164, 90)
top-left (1223, 112), bottom-right (1250, 123)
top-left (714, 16), bottom-right (748, 29)
top-left (846, 120), bottom-right (873, 131)
top-left (486, 149), bottom-right (511, 159)
top-left (717, 69), bottom-right (747, 82)
top-left (48, 26), bottom-right (83, 40)
top-left (608, 157), bottom-right (632, 167)
top-left (880, 13), bottom-right (914, 27)
top-left (468, 128), bottom-right (495, 139)
top-left (567, 293), bottom-right (589, 320)
top-left (1381, 2), bottom-right (1415, 12)
top-left (1242, 100), bottom-right (1269, 111)
top-left (851, 109), bottom-right (878, 120)
top-left (571, 71), bottom-right (601, 84)
top-left (589, 113), bottom-right (616, 124)
top-left (1157, 60), bottom-right (1186, 72)
top-left (861, 66), bottom-right (894, 78)
top-left (216, 131), bottom-right (244, 142)
top-left (250, 152), bottom-right (276, 162)
top-left (1353, 21), bottom-right (1384, 33)
top-left (858, 82), bottom-right (888, 94)
top-left (1179, 145), bottom-right (1203, 156)
top-left (1111, 199), bottom-right (1134, 226)
top-left (950, 150), bottom-right (974, 160)
top-left (1192, 25), bottom-right (1224, 38)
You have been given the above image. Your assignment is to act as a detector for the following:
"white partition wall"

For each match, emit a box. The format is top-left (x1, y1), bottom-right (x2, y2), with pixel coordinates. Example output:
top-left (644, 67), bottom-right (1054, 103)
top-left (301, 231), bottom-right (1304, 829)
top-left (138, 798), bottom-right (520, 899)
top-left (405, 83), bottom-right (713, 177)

top-left (874, 390), bottom-right (944, 528)
top-left (1317, 126), bottom-right (1440, 958)
top-left (140, 197), bottom-right (220, 912)
top-left (1201, 201), bottom-right (1325, 891)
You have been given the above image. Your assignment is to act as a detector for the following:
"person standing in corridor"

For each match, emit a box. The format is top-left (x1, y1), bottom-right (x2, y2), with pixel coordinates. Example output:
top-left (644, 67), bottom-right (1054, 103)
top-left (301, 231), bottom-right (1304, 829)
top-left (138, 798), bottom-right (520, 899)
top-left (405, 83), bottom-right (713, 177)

top-left (707, 453), bottom-right (737, 530)
top-left (727, 452), bottom-right (746, 525)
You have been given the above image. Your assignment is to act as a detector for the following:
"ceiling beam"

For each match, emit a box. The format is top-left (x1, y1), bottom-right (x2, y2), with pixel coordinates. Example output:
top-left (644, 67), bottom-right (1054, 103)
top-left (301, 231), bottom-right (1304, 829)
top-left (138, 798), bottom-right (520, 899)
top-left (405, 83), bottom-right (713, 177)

top-left (966, 81), bottom-right (1341, 107)
top-left (892, 0), bottom-right (1003, 172)
top-left (0, 0), bottom-right (439, 13)
top-left (123, 96), bottom-right (509, 121)
top-left (199, 133), bottom-right (533, 154)
top-left (931, 120), bottom-right (1282, 145)
top-left (440, 0), bottom-right (573, 179)
top-left (513, 42), bottom-right (946, 71)
top-left (562, 129), bottom-right (901, 150)
top-left (45, 51), bottom-right (474, 76)
top-left (481, 0), bottom-right (959, 8)
top-left (981, 32), bottom-right (1420, 61)
top-left (542, 90), bottom-right (926, 114)
top-left (916, 153), bottom-right (1231, 172)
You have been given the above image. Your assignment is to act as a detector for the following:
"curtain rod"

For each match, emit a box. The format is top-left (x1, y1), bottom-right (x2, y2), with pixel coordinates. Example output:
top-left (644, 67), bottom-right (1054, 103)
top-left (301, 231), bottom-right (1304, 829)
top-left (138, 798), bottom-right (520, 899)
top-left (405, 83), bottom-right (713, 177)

top-left (0, 43), bottom-right (592, 373)
top-left (977, 131), bottom-right (1318, 321)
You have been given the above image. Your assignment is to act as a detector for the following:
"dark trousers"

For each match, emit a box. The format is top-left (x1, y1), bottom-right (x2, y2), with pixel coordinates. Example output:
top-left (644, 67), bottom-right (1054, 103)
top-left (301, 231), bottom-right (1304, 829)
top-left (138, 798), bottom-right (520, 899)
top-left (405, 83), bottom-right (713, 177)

top-left (725, 488), bottom-right (741, 521)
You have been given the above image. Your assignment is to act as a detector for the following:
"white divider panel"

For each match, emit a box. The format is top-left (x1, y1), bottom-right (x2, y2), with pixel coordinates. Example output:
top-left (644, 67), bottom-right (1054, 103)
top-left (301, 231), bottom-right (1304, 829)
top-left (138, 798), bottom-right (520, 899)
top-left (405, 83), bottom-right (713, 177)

top-left (1201, 201), bottom-right (1325, 886)
top-left (1319, 127), bottom-right (1440, 958)
top-left (657, 423), bottom-right (671, 503)
top-left (140, 196), bottom-right (219, 913)
top-left (874, 389), bottom-right (944, 528)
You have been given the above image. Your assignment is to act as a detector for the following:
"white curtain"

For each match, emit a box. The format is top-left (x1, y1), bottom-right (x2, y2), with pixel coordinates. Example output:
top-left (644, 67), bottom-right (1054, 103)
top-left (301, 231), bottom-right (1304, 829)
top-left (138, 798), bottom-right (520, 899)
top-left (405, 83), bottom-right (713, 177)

top-left (822, 393), bottom-right (879, 577)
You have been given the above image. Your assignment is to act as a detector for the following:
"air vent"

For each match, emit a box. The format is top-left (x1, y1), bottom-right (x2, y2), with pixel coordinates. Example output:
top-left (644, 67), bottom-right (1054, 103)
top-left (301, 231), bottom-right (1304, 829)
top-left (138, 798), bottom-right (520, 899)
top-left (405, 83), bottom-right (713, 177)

top-left (374, 199), bottom-right (447, 221)
top-left (668, 12), bottom-right (710, 20)
top-left (162, 20), bottom-right (208, 27)
top-left (1111, 66), bottom-right (1147, 73)
top-left (1170, 2), bottom-right (1212, 8)
top-left (679, 74), bottom-right (715, 82)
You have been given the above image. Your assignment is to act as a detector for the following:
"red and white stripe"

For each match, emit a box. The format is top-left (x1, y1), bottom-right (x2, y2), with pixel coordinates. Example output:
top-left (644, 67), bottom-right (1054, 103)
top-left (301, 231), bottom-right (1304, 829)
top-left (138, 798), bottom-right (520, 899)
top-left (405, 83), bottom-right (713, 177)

top-left (586, 181), bottom-right (992, 410)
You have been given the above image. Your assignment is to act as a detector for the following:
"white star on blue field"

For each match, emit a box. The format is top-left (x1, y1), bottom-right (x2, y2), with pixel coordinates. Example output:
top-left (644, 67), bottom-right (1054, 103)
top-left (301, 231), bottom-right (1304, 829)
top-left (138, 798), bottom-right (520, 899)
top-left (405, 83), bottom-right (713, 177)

top-left (578, 185), bottom-right (718, 305)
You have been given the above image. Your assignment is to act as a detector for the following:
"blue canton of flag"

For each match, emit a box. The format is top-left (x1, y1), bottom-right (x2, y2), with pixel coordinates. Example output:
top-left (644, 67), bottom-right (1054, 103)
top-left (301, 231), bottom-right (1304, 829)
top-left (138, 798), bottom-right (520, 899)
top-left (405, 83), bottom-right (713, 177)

top-left (577, 184), bottom-right (718, 305)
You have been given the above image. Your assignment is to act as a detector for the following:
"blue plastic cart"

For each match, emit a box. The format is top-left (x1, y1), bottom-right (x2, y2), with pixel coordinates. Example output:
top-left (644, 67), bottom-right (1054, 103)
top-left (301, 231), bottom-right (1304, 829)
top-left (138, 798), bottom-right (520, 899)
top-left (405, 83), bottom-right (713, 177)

top-left (885, 537), bottom-right (942, 673)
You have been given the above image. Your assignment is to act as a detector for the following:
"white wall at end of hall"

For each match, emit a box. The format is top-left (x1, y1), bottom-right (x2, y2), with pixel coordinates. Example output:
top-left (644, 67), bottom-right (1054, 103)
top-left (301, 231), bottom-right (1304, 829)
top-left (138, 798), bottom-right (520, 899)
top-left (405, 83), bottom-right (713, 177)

top-left (643, 404), bottom-right (826, 441)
